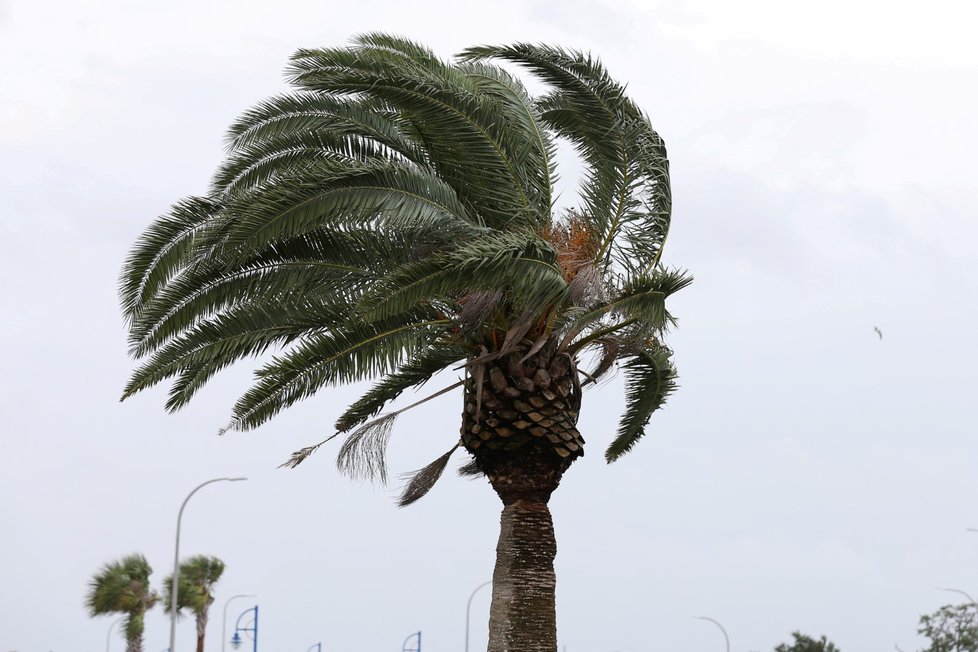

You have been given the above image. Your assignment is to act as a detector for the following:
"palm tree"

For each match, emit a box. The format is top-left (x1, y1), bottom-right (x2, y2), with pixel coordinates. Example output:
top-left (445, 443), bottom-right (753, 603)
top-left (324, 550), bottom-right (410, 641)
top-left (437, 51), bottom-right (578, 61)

top-left (86, 554), bottom-right (158, 652)
top-left (163, 555), bottom-right (224, 652)
top-left (120, 34), bottom-right (688, 651)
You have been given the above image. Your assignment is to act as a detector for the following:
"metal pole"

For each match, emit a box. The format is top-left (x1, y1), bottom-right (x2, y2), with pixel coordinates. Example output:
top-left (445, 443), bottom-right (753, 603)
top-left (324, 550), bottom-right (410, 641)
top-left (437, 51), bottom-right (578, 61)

top-left (232, 606), bottom-right (258, 652)
top-left (222, 594), bottom-right (256, 652)
top-left (169, 477), bottom-right (247, 652)
top-left (696, 616), bottom-right (731, 652)
top-left (465, 581), bottom-right (491, 652)
top-left (106, 616), bottom-right (123, 652)
top-left (306, 644), bottom-right (322, 652)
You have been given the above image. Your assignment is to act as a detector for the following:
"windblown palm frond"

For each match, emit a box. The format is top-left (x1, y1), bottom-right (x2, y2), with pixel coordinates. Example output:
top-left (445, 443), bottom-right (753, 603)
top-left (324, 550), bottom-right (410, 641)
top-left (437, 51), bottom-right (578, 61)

top-left (163, 555), bottom-right (224, 616)
top-left (121, 33), bottom-right (688, 505)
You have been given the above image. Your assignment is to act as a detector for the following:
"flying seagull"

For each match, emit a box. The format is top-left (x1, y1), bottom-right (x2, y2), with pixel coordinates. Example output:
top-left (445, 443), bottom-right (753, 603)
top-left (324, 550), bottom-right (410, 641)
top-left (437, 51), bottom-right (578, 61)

top-left (873, 326), bottom-right (883, 340)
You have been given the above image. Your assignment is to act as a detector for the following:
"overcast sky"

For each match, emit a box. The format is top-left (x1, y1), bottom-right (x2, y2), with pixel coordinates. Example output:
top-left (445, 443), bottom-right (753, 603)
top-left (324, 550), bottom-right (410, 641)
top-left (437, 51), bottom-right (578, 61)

top-left (2, 1), bottom-right (977, 651)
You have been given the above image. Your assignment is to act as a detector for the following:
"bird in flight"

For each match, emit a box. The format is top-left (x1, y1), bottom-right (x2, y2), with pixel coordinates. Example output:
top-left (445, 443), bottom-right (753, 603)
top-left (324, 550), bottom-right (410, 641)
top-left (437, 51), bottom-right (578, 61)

top-left (873, 326), bottom-right (883, 340)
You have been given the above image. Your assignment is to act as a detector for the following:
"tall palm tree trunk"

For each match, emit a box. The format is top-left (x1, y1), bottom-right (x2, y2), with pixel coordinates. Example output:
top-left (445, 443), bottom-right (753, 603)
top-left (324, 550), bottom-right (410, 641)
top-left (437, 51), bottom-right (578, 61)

top-left (462, 342), bottom-right (583, 652)
top-left (487, 476), bottom-right (559, 651)
top-left (196, 611), bottom-right (208, 652)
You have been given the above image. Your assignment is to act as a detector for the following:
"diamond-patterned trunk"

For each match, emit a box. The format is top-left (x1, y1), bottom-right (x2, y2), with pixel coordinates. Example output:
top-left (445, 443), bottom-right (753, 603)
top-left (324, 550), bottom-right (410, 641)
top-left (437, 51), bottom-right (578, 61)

top-left (462, 340), bottom-right (584, 503)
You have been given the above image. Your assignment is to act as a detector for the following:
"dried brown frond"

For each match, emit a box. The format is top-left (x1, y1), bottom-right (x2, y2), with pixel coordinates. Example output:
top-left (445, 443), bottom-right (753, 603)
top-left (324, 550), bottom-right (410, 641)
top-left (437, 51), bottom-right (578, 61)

top-left (457, 289), bottom-right (504, 328)
top-left (336, 413), bottom-right (398, 484)
top-left (279, 433), bottom-right (341, 469)
top-left (458, 459), bottom-right (483, 478)
top-left (539, 209), bottom-right (599, 282)
top-left (568, 263), bottom-right (605, 307)
top-left (397, 443), bottom-right (460, 507)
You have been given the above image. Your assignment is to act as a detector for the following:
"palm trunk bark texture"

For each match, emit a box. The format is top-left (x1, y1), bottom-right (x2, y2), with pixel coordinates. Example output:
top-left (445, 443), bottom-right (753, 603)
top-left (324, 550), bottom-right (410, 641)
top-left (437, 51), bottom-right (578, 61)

top-left (196, 611), bottom-right (208, 652)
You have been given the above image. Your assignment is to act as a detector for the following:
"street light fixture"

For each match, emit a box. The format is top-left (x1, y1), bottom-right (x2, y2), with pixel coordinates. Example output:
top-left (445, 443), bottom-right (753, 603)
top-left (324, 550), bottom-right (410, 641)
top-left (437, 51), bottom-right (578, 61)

top-left (465, 581), bottom-right (491, 652)
top-left (307, 644), bottom-right (322, 652)
top-left (402, 630), bottom-right (422, 652)
top-left (168, 477), bottom-right (247, 652)
top-left (696, 616), bottom-right (731, 652)
top-left (231, 605), bottom-right (259, 652)
top-left (222, 594), bottom-right (257, 652)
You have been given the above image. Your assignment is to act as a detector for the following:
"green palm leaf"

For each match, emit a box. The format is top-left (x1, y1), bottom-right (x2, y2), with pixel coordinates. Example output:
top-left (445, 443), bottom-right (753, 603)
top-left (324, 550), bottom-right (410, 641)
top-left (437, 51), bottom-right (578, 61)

top-left (605, 345), bottom-right (678, 462)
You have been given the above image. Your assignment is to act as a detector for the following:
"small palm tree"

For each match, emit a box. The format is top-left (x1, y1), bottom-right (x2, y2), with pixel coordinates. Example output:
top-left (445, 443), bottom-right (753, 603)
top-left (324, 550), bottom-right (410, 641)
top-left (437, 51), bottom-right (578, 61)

top-left (163, 555), bottom-right (225, 652)
top-left (86, 554), bottom-right (158, 652)
top-left (121, 34), bottom-right (687, 651)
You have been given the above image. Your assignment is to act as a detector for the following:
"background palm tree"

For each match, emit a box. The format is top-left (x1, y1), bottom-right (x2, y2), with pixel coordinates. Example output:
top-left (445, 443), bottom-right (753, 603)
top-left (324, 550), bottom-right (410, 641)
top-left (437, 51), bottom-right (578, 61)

top-left (86, 554), bottom-right (158, 652)
top-left (121, 34), bottom-right (687, 651)
top-left (163, 555), bottom-right (225, 652)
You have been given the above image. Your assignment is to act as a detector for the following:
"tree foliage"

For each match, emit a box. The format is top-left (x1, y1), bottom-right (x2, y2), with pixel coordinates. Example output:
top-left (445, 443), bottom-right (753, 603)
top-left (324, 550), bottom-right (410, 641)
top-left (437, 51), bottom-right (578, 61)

top-left (774, 631), bottom-right (841, 652)
top-left (163, 555), bottom-right (225, 652)
top-left (86, 554), bottom-right (158, 652)
top-left (918, 604), bottom-right (978, 652)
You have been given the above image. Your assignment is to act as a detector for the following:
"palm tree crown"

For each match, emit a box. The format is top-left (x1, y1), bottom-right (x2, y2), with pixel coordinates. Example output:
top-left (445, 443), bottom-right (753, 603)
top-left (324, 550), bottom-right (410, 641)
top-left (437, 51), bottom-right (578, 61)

top-left (86, 554), bottom-right (158, 652)
top-left (163, 555), bottom-right (225, 652)
top-left (121, 33), bottom-right (687, 493)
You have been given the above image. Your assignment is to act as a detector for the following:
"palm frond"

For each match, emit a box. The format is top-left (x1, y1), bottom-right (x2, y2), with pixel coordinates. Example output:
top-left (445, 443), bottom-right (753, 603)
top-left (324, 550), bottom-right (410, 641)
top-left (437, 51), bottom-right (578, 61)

top-left (357, 230), bottom-right (566, 323)
top-left (223, 315), bottom-right (449, 433)
top-left (216, 159), bottom-right (475, 261)
top-left (287, 37), bottom-right (554, 229)
top-left (605, 345), bottom-right (678, 462)
top-left (123, 299), bottom-right (344, 406)
top-left (397, 443), bottom-right (460, 506)
top-left (120, 197), bottom-right (218, 324)
top-left (462, 43), bottom-right (671, 274)
top-left (458, 459), bottom-right (483, 477)
top-left (563, 268), bottom-right (692, 353)
top-left (336, 346), bottom-right (466, 432)
top-left (279, 433), bottom-right (341, 469)
top-left (336, 413), bottom-right (398, 484)
top-left (86, 554), bottom-right (155, 617)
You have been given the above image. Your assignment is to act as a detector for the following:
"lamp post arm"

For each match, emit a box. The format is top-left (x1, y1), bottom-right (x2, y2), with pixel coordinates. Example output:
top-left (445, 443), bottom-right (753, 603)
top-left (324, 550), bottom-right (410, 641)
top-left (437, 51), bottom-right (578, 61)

top-left (106, 616), bottom-right (123, 652)
top-left (696, 616), bottom-right (731, 652)
top-left (169, 477), bottom-right (247, 652)
top-left (465, 581), bottom-right (491, 652)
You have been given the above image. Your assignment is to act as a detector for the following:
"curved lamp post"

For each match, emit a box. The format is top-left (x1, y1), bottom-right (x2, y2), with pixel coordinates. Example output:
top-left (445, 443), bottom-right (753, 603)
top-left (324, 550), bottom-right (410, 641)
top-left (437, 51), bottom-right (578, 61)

top-left (222, 594), bottom-right (257, 652)
top-left (168, 477), bottom-right (247, 652)
top-left (106, 616), bottom-right (123, 652)
top-left (402, 630), bottom-right (422, 652)
top-left (696, 616), bottom-right (731, 652)
top-left (231, 605), bottom-right (259, 652)
top-left (307, 644), bottom-right (322, 652)
top-left (465, 581), bottom-right (491, 652)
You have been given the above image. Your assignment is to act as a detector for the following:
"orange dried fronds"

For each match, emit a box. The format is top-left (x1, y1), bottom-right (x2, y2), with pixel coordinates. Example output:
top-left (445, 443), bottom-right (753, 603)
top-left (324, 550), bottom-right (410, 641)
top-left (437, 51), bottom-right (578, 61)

top-left (540, 210), bottom-right (598, 281)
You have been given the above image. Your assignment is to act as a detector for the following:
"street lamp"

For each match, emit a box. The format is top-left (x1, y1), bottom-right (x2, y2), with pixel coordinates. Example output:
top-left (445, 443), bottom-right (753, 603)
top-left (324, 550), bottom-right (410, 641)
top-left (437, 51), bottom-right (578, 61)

top-left (106, 616), bottom-right (123, 652)
top-left (168, 477), bottom-right (247, 652)
top-left (402, 630), bottom-right (422, 652)
top-left (231, 605), bottom-right (259, 652)
top-left (696, 616), bottom-right (731, 652)
top-left (307, 644), bottom-right (322, 652)
top-left (465, 581), bottom-right (491, 652)
top-left (222, 594), bottom-right (257, 652)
